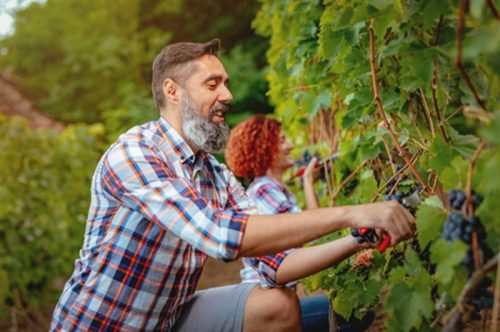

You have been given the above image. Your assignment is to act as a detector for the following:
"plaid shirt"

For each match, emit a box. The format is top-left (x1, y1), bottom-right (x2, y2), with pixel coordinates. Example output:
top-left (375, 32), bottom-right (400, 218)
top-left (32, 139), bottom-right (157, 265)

top-left (241, 176), bottom-right (301, 288)
top-left (50, 117), bottom-right (256, 331)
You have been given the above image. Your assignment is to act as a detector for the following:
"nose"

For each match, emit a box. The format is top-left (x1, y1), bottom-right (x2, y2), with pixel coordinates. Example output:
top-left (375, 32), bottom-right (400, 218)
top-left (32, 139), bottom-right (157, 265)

top-left (219, 84), bottom-right (233, 104)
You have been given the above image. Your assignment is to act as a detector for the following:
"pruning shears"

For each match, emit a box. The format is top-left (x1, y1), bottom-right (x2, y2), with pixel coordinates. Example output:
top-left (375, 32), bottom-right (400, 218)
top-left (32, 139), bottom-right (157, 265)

top-left (357, 190), bottom-right (421, 253)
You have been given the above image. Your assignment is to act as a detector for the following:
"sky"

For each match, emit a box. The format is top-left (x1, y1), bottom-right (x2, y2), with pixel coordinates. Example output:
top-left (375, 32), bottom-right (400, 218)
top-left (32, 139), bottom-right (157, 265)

top-left (0, 0), bottom-right (45, 37)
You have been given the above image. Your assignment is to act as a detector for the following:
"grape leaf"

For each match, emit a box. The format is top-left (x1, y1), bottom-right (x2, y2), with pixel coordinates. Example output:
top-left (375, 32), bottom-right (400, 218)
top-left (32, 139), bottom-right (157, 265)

top-left (430, 239), bottom-right (468, 284)
top-left (385, 281), bottom-right (433, 332)
top-left (416, 195), bottom-right (447, 248)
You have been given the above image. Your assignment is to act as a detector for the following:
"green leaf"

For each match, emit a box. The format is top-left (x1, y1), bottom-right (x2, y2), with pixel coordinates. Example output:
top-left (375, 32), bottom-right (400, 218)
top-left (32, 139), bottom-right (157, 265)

top-left (416, 195), bottom-right (447, 248)
top-left (431, 239), bottom-right (468, 284)
top-left (352, 170), bottom-right (378, 203)
top-left (386, 281), bottom-right (434, 332)
top-left (429, 135), bottom-right (460, 174)
top-left (481, 109), bottom-right (500, 144)
top-left (438, 156), bottom-right (469, 189)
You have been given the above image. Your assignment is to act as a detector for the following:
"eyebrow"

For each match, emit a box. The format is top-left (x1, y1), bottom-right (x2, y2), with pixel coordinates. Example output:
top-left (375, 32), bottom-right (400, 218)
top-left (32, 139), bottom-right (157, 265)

top-left (203, 74), bottom-right (229, 85)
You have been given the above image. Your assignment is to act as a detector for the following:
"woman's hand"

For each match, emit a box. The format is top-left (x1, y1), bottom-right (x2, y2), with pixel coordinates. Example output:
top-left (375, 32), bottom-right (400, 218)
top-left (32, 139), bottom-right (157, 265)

top-left (302, 157), bottom-right (321, 209)
top-left (303, 157), bottom-right (321, 185)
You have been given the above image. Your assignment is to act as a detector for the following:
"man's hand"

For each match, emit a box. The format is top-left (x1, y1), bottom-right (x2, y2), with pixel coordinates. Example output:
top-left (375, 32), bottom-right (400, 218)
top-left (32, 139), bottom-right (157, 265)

top-left (345, 201), bottom-right (415, 246)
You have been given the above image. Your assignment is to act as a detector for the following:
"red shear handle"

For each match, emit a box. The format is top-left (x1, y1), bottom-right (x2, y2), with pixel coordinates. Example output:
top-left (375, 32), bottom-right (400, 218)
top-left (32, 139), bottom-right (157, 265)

top-left (359, 228), bottom-right (391, 252)
top-left (359, 227), bottom-right (369, 236)
top-left (378, 233), bottom-right (391, 252)
top-left (295, 161), bottom-right (321, 177)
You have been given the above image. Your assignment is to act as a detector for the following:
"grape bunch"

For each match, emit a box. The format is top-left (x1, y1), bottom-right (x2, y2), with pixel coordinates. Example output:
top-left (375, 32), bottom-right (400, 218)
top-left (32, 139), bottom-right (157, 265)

top-left (447, 189), bottom-right (483, 211)
top-left (441, 189), bottom-right (486, 245)
top-left (351, 227), bottom-right (378, 244)
top-left (470, 278), bottom-right (494, 320)
top-left (442, 189), bottom-right (494, 273)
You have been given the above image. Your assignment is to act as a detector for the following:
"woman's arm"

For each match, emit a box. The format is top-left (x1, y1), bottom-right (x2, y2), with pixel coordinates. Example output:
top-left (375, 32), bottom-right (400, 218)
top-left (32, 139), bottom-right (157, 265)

top-left (275, 236), bottom-right (368, 284)
top-left (302, 157), bottom-right (320, 209)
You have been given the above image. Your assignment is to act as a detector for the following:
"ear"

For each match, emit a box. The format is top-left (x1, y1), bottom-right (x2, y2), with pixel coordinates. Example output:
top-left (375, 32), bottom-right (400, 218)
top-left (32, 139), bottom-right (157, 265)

top-left (162, 78), bottom-right (180, 105)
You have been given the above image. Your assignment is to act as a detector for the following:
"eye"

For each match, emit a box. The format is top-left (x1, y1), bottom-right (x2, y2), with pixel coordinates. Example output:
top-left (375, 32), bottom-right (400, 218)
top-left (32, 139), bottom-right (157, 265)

top-left (206, 80), bottom-right (217, 90)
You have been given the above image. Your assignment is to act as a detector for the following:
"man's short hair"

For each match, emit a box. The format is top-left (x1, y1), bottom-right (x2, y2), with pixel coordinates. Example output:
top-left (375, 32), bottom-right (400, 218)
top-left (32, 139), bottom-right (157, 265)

top-left (152, 39), bottom-right (220, 110)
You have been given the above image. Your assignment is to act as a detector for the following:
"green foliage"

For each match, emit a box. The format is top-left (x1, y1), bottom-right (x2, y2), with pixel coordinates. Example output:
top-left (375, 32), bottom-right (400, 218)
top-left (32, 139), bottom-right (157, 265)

top-left (0, 115), bottom-right (103, 316)
top-left (0, 0), bottom-right (269, 126)
top-left (0, 0), bottom-right (160, 123)
top-left (254, 0), bottom-right (499, 329)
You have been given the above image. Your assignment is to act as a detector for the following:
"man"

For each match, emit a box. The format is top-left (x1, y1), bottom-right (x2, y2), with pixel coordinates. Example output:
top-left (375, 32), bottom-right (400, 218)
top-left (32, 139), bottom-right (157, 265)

top-left (50, 39), bottom-right (414, 332)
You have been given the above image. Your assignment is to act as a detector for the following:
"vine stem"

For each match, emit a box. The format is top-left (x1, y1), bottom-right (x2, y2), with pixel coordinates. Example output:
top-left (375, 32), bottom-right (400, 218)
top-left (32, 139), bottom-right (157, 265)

top-left (442, 253), bottom-right (499, 332)
top-left (492, 250), bottom-right (500, 332)
top-left (487, 0), bottom-right (499, 19)
top-left (318, 110), bottom-right (335, 202)
top-left (380, 134), bottom-right (397, 174)
top-left (418, 88), bottom-right (436, 138)
top-left (331, 160), bottom-right (369, 203)
top-left (431, 15), bottom-right (450, 143)
top-left (368, 19), bottom-right (431, 194)
top-left (370, 151), bottom-right (422, 202)
top-left (408, 97), bottom-right (428, 147)
top-left (455, 0), bottom-right (488, 110)
top-left (465, 140), bottom-right (486, 269)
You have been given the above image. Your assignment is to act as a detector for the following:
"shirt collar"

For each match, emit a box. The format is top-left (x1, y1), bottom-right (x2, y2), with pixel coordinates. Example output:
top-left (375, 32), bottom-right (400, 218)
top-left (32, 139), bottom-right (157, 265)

top-left (255, 175), bottom-right (286, 191)
top-left (156, 116), bottom-right (207, 165)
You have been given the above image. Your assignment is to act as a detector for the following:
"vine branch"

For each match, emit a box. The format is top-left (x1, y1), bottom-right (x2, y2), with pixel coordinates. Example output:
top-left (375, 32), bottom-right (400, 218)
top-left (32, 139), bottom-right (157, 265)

top-left (432, 15), bottom-right (450, 143)
top-left (370, 151), bottom-right (422, 202)
top-left (465, 140), bottom-right (486, 269)
top-left (331, 160), bottom-right (369, 203)
top-left (418, 88), bottom-right (436, 138)
top-left (369, 19), bottom-right (431, 193)
top-left (455, 0), bottom-right (488, 110)
top-left (442, 253), bottom-right (499, 332)
top-left (487, 0), bottom-right (499, 19)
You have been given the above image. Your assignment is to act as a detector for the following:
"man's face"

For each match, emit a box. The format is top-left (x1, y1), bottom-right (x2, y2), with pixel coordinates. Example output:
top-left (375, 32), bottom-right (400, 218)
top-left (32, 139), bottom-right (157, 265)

top-left (183, 54), bottom-right (233, 124)
top-left (180, 54), bottom-right (233, 153)
top-left (270, 131), bottom-right (294, 171)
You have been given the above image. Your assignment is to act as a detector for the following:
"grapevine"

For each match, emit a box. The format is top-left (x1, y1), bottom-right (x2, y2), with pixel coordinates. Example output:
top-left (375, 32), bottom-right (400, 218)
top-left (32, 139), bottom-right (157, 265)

top-left (254, 0), bottom-right (499, 330)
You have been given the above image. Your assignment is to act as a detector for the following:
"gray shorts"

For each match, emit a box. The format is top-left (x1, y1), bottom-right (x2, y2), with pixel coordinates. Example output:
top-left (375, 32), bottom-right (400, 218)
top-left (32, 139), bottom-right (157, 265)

top-left (172, 283), bottom-right (258, 332)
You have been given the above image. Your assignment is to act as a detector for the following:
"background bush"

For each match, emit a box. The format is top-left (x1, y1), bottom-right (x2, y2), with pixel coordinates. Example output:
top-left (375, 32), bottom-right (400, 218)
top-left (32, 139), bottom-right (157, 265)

top-left (0, 115), bottom-right (104, 316)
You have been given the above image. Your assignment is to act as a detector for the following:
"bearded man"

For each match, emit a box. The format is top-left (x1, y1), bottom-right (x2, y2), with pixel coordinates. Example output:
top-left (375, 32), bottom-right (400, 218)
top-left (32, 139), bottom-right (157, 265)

top-left (50, 39), bottom-right (415, 332)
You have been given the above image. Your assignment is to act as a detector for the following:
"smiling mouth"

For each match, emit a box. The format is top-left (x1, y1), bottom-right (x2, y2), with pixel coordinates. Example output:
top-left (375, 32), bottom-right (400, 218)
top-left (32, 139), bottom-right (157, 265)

top-left (213, 110), bottom-right (225, 118)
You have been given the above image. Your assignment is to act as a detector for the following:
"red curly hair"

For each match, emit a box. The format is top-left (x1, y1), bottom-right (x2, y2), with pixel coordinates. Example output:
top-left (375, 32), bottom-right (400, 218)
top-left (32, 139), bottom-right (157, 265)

top-left (225, 115), bottom-right (281, 179)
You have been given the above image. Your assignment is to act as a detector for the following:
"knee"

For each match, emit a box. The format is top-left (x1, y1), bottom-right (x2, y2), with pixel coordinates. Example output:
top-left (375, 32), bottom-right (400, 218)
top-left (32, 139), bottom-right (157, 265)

top-left (245, 287), bottom-right (301, 331)
top-left (269, 288), bottom-right (301, 327)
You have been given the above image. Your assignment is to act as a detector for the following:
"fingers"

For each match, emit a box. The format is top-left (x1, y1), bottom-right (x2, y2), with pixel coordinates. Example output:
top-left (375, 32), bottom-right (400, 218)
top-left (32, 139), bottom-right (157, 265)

top-left (386, 201), bottom-right (415, 245)
top-left (303, 157), bottom-right (318, 182)
top-left (305, 157), bottom-right (317, 171)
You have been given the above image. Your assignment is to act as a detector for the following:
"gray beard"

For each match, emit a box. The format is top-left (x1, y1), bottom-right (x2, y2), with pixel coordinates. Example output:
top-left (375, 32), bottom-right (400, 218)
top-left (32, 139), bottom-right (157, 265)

top-left (181, 94), bottom-right (229, 154)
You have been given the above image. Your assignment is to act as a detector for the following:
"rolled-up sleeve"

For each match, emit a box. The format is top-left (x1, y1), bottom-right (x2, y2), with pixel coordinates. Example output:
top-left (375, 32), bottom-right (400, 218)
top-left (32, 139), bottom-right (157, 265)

top-left (101, 141), bottom-right (249, 261)
top-left (242, 250), bottom-right (296, 288)
top-left (244, 183), bottom-right (299, 287)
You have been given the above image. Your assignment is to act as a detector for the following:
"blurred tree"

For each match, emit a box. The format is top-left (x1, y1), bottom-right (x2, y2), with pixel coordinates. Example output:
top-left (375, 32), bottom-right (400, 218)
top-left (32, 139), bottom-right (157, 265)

top-left (0, 0), bottom-right (271, 126)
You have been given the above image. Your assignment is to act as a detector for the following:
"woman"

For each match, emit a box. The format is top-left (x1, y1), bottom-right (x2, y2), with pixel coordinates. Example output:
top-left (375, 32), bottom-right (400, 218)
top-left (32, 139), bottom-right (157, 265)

top-left (225, 115), bottom-right (374, 332)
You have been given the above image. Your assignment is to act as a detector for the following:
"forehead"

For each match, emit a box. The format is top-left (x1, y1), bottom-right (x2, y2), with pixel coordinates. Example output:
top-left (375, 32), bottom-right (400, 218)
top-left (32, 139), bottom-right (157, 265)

top-left (188, 54), bottom-right (229, 83)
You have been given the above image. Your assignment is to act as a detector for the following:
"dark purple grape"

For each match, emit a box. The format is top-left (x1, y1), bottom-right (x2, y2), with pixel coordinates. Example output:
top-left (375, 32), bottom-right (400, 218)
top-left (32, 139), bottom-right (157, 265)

top-left (384, 194), bottom-right (394, 201)
top-left (447, 189), bottom-right (458, 204)
top-left (461, 233), bottom-right (472, 244)
top-left (449, 212), bottom-right (464, 225)
top-left (453, 190), bottom-right (466, 210)
top-left (472, 191), bottom-right (483, 209)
